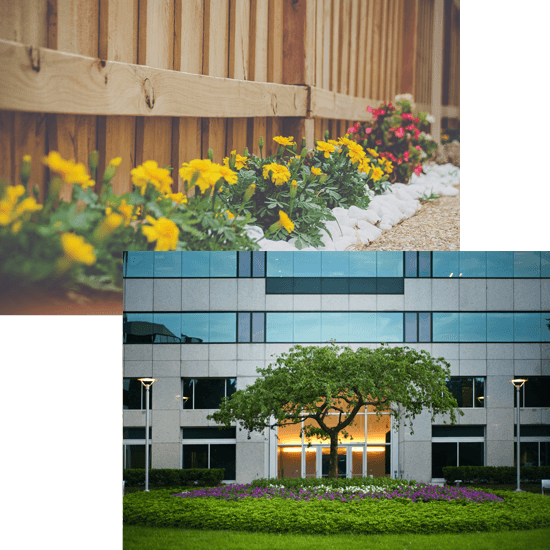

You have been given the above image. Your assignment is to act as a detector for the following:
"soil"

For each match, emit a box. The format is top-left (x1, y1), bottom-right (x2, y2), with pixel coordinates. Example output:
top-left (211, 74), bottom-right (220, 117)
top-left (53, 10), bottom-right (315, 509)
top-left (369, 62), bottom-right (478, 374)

top-left (0, 285), bottom-right (123, 315)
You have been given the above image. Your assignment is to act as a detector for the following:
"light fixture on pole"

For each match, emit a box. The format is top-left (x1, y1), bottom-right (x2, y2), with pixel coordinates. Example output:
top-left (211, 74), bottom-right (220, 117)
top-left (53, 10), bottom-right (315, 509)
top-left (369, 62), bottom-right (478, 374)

top-left (138, 378), bottom-right (157, 492)
top-left (510, 378), bottom-right (528, 492)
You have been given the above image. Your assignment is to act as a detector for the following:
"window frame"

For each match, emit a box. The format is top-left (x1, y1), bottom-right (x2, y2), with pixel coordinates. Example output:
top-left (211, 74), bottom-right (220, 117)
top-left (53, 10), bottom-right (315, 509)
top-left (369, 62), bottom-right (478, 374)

top-left (182, 378), bottom-right (237, 410)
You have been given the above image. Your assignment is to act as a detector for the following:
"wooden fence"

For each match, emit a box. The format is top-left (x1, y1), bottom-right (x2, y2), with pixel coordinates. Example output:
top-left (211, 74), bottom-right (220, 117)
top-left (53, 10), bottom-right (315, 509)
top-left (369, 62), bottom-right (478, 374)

top-left (0, 0), bottom-right (459, 199)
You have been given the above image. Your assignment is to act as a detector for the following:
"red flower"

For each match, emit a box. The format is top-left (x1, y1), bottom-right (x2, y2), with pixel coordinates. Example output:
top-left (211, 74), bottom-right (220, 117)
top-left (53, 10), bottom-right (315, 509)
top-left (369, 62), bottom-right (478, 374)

top-left (395, 127), bottom-right (404, 138)
top-left (413, 163), bottom-right (422, 175)
top-left (367, 106), bottom-right (372, 113)
top-left (404, 151), bottom-right (409, 161)
top-left (397, 158), bottom-right (402, 164)
top-left (376, 140), bottom-right (382, 145)
top-left (415, 145), bottom-right (422, 151)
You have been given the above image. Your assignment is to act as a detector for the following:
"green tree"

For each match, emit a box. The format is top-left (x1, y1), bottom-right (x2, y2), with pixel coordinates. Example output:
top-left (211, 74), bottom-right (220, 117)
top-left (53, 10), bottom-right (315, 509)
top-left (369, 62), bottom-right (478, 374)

top-left (208, 343), bottom-right (463, 479)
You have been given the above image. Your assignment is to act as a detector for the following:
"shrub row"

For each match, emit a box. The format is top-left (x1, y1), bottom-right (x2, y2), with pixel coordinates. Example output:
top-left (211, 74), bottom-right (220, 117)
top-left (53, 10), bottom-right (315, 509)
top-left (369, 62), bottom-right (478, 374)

top-left (442, 466), bottom-right (550, 484)
top-left (123, 488), bottom-right (550, 534)
top-left (250, 476), bottom-right (416, 489)
top-left (123, 468), bottom-right (224, 488)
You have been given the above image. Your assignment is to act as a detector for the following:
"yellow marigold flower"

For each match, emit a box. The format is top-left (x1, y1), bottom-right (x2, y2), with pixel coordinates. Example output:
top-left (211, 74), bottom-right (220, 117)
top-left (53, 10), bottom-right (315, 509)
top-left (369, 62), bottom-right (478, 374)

top-left (14, 197), bottom-right (42, 216)
top-left (311, 166), bottom-right (323, 177)
top-left (43, 152), bottom-right (94, 188)
top-left (384, 161), bottom-right (393, 174)
top-left (11, 220), bottom-right (22, 234)
top-left (61, 233), bottom-right (96, 265)
top-left (225, 210), bottom-right (235, 219)
top-left (105, 212), bottom-right (123, 229)
top-left (273, 136), bottom-right (295, 147)
top-left (223, 151), bottom-right (248, 170)
top-left (105, 206), bottom-right (113, 215)
top-left (142, 216), bottom-right (179, 251)
top-left (179, 159), bottom-right (218, 194)
top-left (262, 163), bottom-right (291, 186)
top-left (277, 211), bottom-right (294, 233)
top-left (217, 165), bottom-right (238, 185)
top-left (367, 148), bottom-right (379, 158)
top-left (371, 166), bottom-right (384, 182)
top-left (358, 158), bottom-right (371, 174)
top-left (164, 193), bottom-right (188, 206)
top-left (109, 157), bottom-right (122, 167)
top-left (5, 185), bottom-right (26, 204)
top-left (117, 199), bottom-right (139, 226)
top-left (0, 203), bottom-right (12, 226)
top-left (338, 136), bottom-right (355, 148)
top-left (316, 141), bottom-right (337, 158)
top-left (133, 160), bottom-right (173, 195)
top-left (23, 155), bottom-right (31, 163)
top-left (345, 141), bottom-right (366, 164)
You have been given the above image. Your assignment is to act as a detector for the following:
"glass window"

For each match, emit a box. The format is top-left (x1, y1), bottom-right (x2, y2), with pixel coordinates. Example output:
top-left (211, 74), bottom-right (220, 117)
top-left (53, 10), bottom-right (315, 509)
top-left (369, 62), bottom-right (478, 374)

top-left (183, 444), bottom-right (208, 469)
top-left (433, 313), bottom-right (459, 342)
top-left (123, 313), bottom-right (154, 343)
top-left (278, 447), bottom-right (302, 478)
top-left (294, 252), bottom-right (321, 277)
top-left (513, 425), bottom-right (550, 437)
top-left (432, 442), bottom-right (457, 478)
top-left (514, 252), bottom-right (540, 278)
top-left (123, 379), bottom-right (148, 410)
top-left (321, 312), bottom-right (349, 342)
top-left (349, 278), bottom-right (377, 294)
top-left (377, 313), bottom-right (403, 342)
top-left (367, 415), bottom-right (391, 444)
top-left (367, 445), bottom-right (391, 477)
top-left (184, 378), bottom-right (236, 409)
top-left (445, 378), bottom-right (485, 408)
top-left (474, 377), bottom-right (485, 408)
top-left (266, 313), bottom-right (293, 342)
top-left (125, 252), bottom-right (154, 277)
top-left (321, 278), bottom-right (349, 294)
top-left (238, 251), bottom-right (251, 277)
top-left (459, 313), bottom-right (486, 342)
top-left (350, 252), bottom-right (377, 277)
top-left (154, 252), bottom-right (182, 277)
top-left (210, 252), bottom-right (237, 277)
top-left (294, 278), bottom-right (321, 294)
top-left (405, 251), bottom-right (417, 277)
top-left (487, 313), bottom-right (514, 342)
top-left (405, 312), bottom-right (417, 342)
top-left (266, 278), bottom-right (294, 293)
top-left (294, 313), bottom-right (321, 343)
top-left (210, 444), bottom-right (236, 479)
top-left (459, 442), bottom-right (484, 468)
top-left (377, 252), bottom-right (403, 277)
top-left (419, 312), bottom-right (431, 342)
top-left (486, 251), bottom-right (514, 278)
top-left (252, 252), bottom-right (266, 277)
top-left (123, 444), bottom-right (150, 469)
top-left (432, 252), bottom-right (459, 277)
top-left (238, 312), bottom-right (251, 343)
top-left (418, 251), bottom-right (431, 277)
top-left (349, 313), bottom-right (377, 342)
top-left (322, 252), bottom-right (350, 277)
top-left (252, 312), bottom-right (265, 343)
top-left (210, 313), bottom-right (236, 342)
top-left (541, 252), bottom-right (550, 278)
top-left (514, 313), bottom-right (541, 342)
top-left (432, 425), bottom-right (485, 437)
top-left (182, 379), bottom-right (195, 409)
top-left (514, 442), bottom-right (539, 468)
top-left (519, 377), bottom-right (550, 407)
top-left (123, 427), bottom-right (152, 439)
top-left (182, 252), bottom-right (210, 277)
top-left (182, 427), bottom-right (236, 439)
top-left (542, 314), bottom-right (550, 342)
top-left (376, 278), bottom-right (404, 294)
top-left (153, 313), bottom-right (182, 343)
top-left (181, 313), bottom-right (209, 343)
top-left (459, 252), bottom-right (486, 277)
top-left (266, 252), bottom-right (294, 277)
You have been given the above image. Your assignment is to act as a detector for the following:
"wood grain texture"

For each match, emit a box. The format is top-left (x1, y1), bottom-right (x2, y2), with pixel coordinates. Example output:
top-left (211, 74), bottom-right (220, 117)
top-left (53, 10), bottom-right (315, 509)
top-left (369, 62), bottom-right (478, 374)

top-left (378, 0), bottom-right (388, 99)
top-left (371, 0), bottom-right (381, 100)
top-left (364, 0), bottom-right (374, 99)
top-left (330, 0), bottom-right (340, 91)
top-left (356, 0), bottom-right (368, 98)
top-left (322, 0), bottom-right (331, 90)
top-left (348, 0), bottom-right (359, 97)
top-left (310, 86), bottom-right (378, 121)
top-left (338, 0), bottom-right (350, 95)
top-left (431, 0), bottom-right (443, 144)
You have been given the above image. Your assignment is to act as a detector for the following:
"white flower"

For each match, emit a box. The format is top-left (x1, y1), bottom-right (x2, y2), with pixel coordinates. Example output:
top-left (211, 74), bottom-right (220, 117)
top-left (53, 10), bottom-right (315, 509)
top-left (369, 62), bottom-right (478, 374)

top-left (426, 114), bottom-right (435, 123)
top-left (395, 93), bottom-right (414, 103)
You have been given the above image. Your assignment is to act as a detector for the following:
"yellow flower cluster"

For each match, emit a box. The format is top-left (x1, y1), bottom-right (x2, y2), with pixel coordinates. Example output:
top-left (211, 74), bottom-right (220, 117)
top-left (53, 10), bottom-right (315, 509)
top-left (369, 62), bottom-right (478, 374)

top-left (179, 159), bottom-right (237, 194)
top-left (43, 151), bottom-right (95, 189)
top-left (131, 161), bottom-right (174, 195)
top-left (277, 211), bottom-right (294, 233)
top-left (164, 192), bottom-right (188, 205)
top-left (223, 151), bottom-right (248, 170)
top-left (315, 140), bottom-right (337, 158)
top-left (262, 163), bottom-right (291, 186)
top-left (142, 216), bottom-right (179, 251)
top-left (0, 185), bottom-right (43, 233)
top-left (61, 233), bottom-right (96, 265)
top-left (273, 136), bottom-right (296, 147)
top-left (106, 199), bottom-right (138, 227)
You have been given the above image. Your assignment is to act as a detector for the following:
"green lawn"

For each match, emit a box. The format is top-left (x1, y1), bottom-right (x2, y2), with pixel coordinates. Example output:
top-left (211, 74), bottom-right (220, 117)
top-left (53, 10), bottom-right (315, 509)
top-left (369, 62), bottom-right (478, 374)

top-left (123, 525), bottom-right (550, 550)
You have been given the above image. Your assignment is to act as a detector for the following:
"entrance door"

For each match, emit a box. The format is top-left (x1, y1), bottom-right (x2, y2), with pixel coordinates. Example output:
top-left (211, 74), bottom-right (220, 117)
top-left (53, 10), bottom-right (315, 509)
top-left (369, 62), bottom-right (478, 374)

top-left (321, 447), bottom-right (347, 477)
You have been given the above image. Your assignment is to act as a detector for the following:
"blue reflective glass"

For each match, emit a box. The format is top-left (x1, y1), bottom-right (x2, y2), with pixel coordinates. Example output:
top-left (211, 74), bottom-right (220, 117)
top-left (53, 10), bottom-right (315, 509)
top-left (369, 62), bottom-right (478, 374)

top-left (349, 313), bottom-right (376, 342)
top-left (322, 312), bottom-right (349, 342)
top-left (433, 313), bottom-right (459, 342)
top-left (486, 252), bottom-right (514, 278)
top-left (294, 252), bottom-right (321, 277)
top-left (252, 252), bottom-right (266, 277)
top-left (514, 313), bottom-right (541, 342)
top-left (418, 251), bottom-right (431, 277)
top-left (419, 312), bottom-right (431, 342)
top-left (377, 252), bottom-right (403, 277)
top-left (459, 313), bottom-right (486, 342)
top-left (252, 312), bottom-right (265, 342)
top-left (126, 252), bottom-right (154, 277)
top-left (350, 252), bottom-right (377, 277)
top-left (154, 252), bottom-right (182, 277)
top-left (266, 252), bottom-right (294, 277)
top-left (266, 313), bottom-right (293, 342)
top-left (487, 313), bottom-right (513, 342)
top-left (294, 313), bottom-right (321, 342)
top-left (238, 312), bottom-right (251, 342)
top-left (432, 252), bottom-right (459, 277)
top-left (460, 252), bottom-right (487, 277)
top-left (210, 313), bottom-right (236, 342)
top-left (181, 313), bottom-right (209, 343)
top-left (404, 252), bottom-right (417, 277)
top-left (542, 314), bottom-right (550, 343)
top-left (153, 313), bottom-right (182, 343)
top-left (322, 252), bottom-right (350, 277)
top-left (239, 252), bottom-right (251, 277)
top-left (377, 313), bottom-right (403, 342)
top-left (405, 312), bottom-right (417, 342)
top-left (542, 252), bottom-right (550, 278)
top-left (123, 313), bottom-right (154, 343)
top-left (210, 252), bottom-right (237, 277)
top-left (182, 252), bottom-right (210, 277)
top-left (514, 252), bottom-right (540, 278)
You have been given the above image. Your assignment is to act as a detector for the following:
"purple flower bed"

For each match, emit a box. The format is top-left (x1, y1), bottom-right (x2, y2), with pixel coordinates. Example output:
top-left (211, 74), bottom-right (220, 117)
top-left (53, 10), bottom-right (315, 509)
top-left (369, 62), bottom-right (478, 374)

top-left (173, 483), bottom-right (504, 504)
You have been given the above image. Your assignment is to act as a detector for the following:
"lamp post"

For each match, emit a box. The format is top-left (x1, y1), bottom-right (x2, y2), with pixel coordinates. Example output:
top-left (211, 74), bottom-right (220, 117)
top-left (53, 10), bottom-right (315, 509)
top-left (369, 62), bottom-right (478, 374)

top-left (138, 378), bottom-right (157, 492)
top-left (510, 379), bottom-right (528, 492)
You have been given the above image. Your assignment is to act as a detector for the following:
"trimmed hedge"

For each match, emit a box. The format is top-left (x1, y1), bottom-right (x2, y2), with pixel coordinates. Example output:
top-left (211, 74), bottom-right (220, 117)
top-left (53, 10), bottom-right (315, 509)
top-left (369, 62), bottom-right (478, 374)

top-left (123, 488), bottom-right (550, 535)
top-left (251, 477), bottom-right (417, 489)
top-left (442, 466), bottom-right (550, 485)
top-left (123, 468), bottom-right (224, 488)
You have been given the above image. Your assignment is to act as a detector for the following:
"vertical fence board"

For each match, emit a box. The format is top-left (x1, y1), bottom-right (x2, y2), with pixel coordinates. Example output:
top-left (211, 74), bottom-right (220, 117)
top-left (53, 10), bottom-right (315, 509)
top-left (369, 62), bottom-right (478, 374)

top-left (371, 0), bottom-right (381, 100)
top-left (387, 0), bottom-right (396, 99)
top-left (356, 0), bottom-right (368, 98)
top-left (378, 0), bottom-right (388, 100)
top-left (227, 0), bottom-right (250, 157)
top-left (348, 0), bottom-right (359, 96)
top-left (322, 0), bottom-right (331, 90)
top-left (202, 0), bottom-right (229, 163)
top-left (97, 0), bottom-right (138, 195)
top-left (431, 0), bottom-right (443, 143)
top-left (338, 0), bottom-right (350, 95)
top-left (364, 0), bottom-right (375, 99)
top-left (0, 0), bottom-right (48, 197)
top-left (330, 0), bottom-right (340, 91)
top-left (315, 0), bottom-right (323, 88)
top-left (267, 0), bottom-right (284, 155)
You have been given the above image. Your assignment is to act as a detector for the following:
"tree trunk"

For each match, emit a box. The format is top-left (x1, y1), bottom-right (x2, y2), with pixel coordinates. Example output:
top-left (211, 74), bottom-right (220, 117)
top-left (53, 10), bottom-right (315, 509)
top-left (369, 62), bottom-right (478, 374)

top-left (328, 433), bottom-right (338, 479)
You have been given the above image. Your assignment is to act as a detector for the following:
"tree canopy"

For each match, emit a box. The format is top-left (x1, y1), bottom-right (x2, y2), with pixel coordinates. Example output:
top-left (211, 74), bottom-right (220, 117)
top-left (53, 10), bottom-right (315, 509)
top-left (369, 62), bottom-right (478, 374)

top-left (208, 342), bottom-right (463, 478)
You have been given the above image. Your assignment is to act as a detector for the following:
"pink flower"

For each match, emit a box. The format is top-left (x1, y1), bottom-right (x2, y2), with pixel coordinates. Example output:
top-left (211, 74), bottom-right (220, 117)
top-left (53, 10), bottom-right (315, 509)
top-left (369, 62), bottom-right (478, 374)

top-left (414, 163), bottom-right (422, 175)
top-left (347, 126), bottom-right (356, 134)
top-left (365, 127), bottom-right (372, 134)
top-left (415, 145), bottom-right (422, 151)
top-left (414, 129), bottom-right (420, 140)
top-left (405, 124), bottom-right (416, 131)
top-left (376, 140), bottom-right (382, 145)
top-left (395, 127), bottom-right (404, 138)
top-left (367, 106), bottom-right (372, 113)
top-left (397, 158), bottom-right (402, 164)
top-left (404, 151), bottom-right (409, 161)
